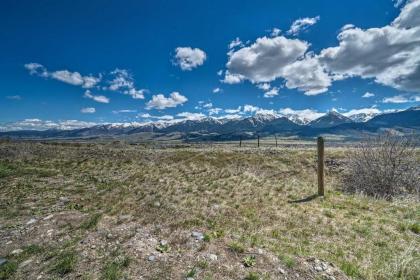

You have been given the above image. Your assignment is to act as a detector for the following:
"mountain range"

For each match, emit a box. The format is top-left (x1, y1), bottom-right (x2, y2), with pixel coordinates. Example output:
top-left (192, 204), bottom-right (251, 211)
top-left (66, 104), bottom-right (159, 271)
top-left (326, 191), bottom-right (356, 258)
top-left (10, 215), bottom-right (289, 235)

top-left (1, 106), bottom-right (419, 140)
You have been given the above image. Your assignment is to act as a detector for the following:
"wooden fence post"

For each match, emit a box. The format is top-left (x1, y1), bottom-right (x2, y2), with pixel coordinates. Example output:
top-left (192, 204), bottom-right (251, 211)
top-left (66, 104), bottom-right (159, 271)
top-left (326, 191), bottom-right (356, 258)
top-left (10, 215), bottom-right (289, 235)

top-left (239, 136), bottom-right (242, 147)
top-left (257, 135), bottom-right (260, 147)
top-left (317, 136), bottom-right (324, 196)
top-left (275, 135), bottom-right (278, 148)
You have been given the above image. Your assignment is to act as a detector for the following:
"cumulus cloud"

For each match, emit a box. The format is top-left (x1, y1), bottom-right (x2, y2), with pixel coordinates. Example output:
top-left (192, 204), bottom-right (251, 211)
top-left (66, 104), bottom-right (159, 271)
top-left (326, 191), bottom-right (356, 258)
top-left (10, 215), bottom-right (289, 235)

top-left (146, 92), bottom-right (188, 110)
top-left (243, 104), bottom-right (259, 112)
top-left (0, 119), bottom-right (98, 132)
top-left (224, 36), bottom-right (309, 84)
top-left (107, 69), bottom-right (146, 99)
top-left (282, 55), bottom-right (331, 95)
top-left (24, 63), bottom-right (101, 88)
top-left (81, 107), bottom-right (96, 114)
top-left (257, 83), bottom-right (271, 91)
top-left (173, 47), bottom-right (207, 71)
top-left (362, 92), bottom-right (375, 98)
top-left (212, 87), bottom-right (222, 93)
top-left (382, 94), bottom-right (420, 103)
top-left (287, 16), bottom-right (320, 36)
top-left (263, 87), bottom-right (279, 98)
top-left (83, 90), bottom-right (110, 104)
top-left (319, 0), bottom-right (420, 93)
top-left (208, 108), bottom-right (223, 115)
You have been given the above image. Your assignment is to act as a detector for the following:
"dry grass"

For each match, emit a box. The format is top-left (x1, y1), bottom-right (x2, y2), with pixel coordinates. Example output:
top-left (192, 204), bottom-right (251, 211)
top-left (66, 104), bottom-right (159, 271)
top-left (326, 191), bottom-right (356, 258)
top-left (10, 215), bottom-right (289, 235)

top-left (0, 141), bottom-right (419, 279)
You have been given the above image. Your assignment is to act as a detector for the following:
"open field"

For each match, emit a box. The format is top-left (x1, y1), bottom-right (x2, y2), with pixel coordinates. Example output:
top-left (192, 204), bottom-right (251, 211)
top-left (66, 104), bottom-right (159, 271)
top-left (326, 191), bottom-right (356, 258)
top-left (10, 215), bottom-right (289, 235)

top-left (0, 141), bottom-right (419, 280)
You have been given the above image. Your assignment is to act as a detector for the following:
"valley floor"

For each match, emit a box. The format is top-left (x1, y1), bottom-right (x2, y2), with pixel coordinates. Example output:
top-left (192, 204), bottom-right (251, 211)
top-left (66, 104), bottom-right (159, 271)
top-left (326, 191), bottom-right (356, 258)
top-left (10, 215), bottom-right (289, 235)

top-left (0, 141), bottom-right (418, 279)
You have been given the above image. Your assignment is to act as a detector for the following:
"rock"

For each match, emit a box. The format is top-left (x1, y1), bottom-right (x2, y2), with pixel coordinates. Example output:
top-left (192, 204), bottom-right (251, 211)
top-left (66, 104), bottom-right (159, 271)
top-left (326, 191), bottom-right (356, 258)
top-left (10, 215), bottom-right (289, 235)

top-left (43, 214), bottom-right (54, 220)
top-left (278, 267), bottom-right (286, 274)
top-left (11, 249), bottom-right (23, 255)
top-left (321, 262), bottom-right (329, 271)
top-left (324, 275), bottom-right (336, 280)
top-left (148, 255), bottom-right (156, 261)
top-left (0, 258), bottom-right (7, 266)
top-left (160, 240), bottom-right (168, 246)
top-left (186, 278), bottom-right (194, 280)
top-left (59, 196), bottom-right (70, 205)
top-left (106, 233), bottom-right (113, 239)
top-left (26, 218), bottom-right (37, 225)
top-left (207, 254), bottom-right (218, 261)
top-left (191, 231), bottom-right (204, 241)
top-left (153, 201), bottom-right (161, 207)
top-left (20, 259), bottom-right (32, 267)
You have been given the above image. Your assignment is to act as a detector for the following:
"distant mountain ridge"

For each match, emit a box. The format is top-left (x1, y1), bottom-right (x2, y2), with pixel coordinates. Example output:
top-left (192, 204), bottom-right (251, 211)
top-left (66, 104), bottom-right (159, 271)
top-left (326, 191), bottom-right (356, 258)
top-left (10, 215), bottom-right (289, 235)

top-left (1, 106), bottom-right (419, 140)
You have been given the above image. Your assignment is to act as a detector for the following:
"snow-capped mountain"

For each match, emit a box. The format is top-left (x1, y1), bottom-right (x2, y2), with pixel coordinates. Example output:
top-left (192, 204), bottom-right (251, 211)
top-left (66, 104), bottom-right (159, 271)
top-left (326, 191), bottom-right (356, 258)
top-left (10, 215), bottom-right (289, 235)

top-left (347, 112), bottom-right (379, 122)
top-left (309, 111), bottom-right (354, 128)
top-left (1, 107), bottom-right (419, 139)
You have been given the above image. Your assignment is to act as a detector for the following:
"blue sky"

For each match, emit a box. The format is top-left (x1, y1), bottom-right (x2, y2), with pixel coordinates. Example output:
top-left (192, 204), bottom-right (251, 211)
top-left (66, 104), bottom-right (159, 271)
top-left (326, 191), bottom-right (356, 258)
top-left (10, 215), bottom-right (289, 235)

top-left (1, 0), bottom-right (419, 130)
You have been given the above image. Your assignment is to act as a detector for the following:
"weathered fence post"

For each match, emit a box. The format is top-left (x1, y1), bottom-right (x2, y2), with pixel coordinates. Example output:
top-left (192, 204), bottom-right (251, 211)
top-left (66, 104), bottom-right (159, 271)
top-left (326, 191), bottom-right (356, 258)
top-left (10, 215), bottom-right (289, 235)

top-left (239, 136), bottom-right (242, 147)
top-left (317, 136), bottom-right (324, 196)
top-left (275, 135), bottom-right (278, 148)
top-left (257, 135), bottom-right (260, 147)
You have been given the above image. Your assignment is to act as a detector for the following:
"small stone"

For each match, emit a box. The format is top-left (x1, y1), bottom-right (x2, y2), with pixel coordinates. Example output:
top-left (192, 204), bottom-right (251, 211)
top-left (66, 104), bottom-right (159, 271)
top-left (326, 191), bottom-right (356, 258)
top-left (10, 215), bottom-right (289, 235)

top-left (47, 229), bottom-right (54, 236)
top-left (91, 245), bottom-right (96, 249)
top-left (59, 197), bottom-right (70, 204)
top-left (43, 214), bottom-right (54, 220)
top-left (321, 262), bottom-right (329, 271)
top-left (0, 258), bottom-right (7, 266)
top-left (207, 254), bottom-right (218, 261)
top-left (325, 275), bottom-right (336, 280)
top-left (20, 259), bottom-right (32, 267)
top-left (106, 233), bottom-right (113, 239)
top-left (148, 255), bottom-right (156, 261)
top-left (186, 278), bottom-right (194, 280)
top-left (191, 231), bottom-right (204, 241)
top-left (160, 240), bottom-right (168, 246)
top-left (153, 201), bottom-right (161, 207)
top-left (278, 268), bottom-right (286, 274)
top-left (26, 218), bottom-right (37, 225)
top-left (11, 249), bottom-right (23, 255)
top-left (314, 265), bottom-right (323, 272)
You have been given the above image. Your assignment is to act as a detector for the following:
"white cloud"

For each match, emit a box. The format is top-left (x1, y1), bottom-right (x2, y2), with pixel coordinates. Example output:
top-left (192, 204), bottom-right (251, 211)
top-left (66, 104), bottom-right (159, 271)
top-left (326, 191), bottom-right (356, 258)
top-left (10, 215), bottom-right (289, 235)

top-left (176, 112), bottom-right (206, 120)
top-left (319, 0), bottom-right (420, 93)
top-left (217, 70), bottom-right (223, 76)
top-left (257, 83), bottom-right (271, 91)
top-left (107, 69), bottom-right (146, 99)
top-left (263, 87), bottom-right (279, 98)
top-left (362, 92), bottom-right (375, 98)
top-left (340, 24), bottom-right (355, 32)
top-left (146, 92), bottom-right (188, 110)
top-left (382, 94), bottom-right (420, 103)
top-left (112, 109), bottom-right (137, 114)
top-left (228, 37), bottom-right (244, 49)
top-left (224, 36), bottom-right (309, 84)
top-left (203, 102), bottom-right (213, 108)
top-left (243, 104), bottom-right (259, 112)
top-left (224, 106), bottom-right (242, 114)
top-left (24, 63), bottom-right (101, 89)
top-left (81, 107), bottom-right (96, 114)
top-left (271, 28), bottom-right (281, 37)
top-left (0, 119), bottom-right (98, 132)
top-left (282, 55), bottom-right (331, 95)
top-left (83, 90), bottom-right (110, 104)
top-left (212, 87), bottom-right (222, 93)
top-left (173, 47), bottom-right (207, 71)
top-left (287, 16), bottom-right (320, 36)
top-left (209, 108), bottom-right (223, 115)
top-left (393, 0), bottom-right (405, 7)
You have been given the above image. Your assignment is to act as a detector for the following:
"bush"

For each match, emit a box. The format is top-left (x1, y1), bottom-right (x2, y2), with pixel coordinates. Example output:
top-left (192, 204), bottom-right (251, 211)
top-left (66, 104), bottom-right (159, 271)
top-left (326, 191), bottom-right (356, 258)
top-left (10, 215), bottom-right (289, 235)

top-left (343, 134), bottom-right (419, 199)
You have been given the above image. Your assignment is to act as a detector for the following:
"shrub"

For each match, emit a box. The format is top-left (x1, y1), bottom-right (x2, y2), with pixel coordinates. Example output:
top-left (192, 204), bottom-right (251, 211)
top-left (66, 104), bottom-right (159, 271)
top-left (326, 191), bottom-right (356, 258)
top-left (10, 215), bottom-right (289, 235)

top-left (342, 134), bottom-right (419, 199)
